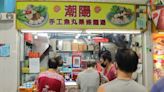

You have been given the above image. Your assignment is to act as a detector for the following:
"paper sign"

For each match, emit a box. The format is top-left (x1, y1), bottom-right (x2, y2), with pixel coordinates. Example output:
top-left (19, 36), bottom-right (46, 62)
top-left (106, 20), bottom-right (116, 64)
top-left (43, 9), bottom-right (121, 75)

top-left (29, 58), bottom-right (40, 73)
top-left (137, 16), bottom-right (147, 29)
top-left (0, 44), bottom-right (10, 57)
top-left (72, 56), bottom-right (81, 68)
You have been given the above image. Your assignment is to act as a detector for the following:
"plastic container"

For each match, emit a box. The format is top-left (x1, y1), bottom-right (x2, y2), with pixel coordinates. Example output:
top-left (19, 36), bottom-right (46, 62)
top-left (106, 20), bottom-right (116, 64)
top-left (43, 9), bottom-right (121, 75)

top-left (4, 0), bottom-right (16, 12)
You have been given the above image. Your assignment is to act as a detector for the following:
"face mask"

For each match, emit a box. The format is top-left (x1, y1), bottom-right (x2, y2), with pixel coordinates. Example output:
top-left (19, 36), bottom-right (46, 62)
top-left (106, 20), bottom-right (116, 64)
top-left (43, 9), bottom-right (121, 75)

top-left (58, 63), bottom-right (63, 67)
top-left (101, 63), bottom-right (106, 68)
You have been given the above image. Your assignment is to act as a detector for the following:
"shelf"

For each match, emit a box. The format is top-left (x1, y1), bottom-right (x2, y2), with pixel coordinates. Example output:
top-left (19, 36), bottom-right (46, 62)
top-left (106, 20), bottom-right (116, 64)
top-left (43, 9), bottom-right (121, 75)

top-left (21, 67), bottom-right (46, 74)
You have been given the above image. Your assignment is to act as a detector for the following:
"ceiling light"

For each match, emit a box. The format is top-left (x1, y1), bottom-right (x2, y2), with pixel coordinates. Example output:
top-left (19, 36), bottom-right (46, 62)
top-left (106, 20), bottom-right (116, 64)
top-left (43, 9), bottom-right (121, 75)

top-left (88, 35), bottom-right (91, 39)
top-left (86, 29), bottom-right (141, 34)
top-left (34, 35), bottom-right (38, 39)
top-left (21, 29), bottom-right (82, 33)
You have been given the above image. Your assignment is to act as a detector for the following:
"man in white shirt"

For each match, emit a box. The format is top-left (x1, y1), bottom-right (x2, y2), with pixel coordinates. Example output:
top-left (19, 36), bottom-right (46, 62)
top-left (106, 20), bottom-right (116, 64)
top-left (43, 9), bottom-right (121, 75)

top-left (77, 60), bottom-right (108, 92)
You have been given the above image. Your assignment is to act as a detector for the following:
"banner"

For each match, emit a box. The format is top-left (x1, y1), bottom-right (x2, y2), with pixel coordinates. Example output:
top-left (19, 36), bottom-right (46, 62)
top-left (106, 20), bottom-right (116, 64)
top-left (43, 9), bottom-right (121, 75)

top-left (16, 2), bottom-right (137, 29)
top-left (152, 6), bottom-right (164, 31)
top-left (151, 0), bottom-right (164, 5)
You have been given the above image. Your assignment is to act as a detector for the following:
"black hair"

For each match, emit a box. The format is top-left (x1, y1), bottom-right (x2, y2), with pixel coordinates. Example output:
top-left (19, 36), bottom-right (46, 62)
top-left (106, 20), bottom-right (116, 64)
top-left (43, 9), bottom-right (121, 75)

top-left (98, 50), bottom-right (106, 58)
top-left (48, 55), bottom-right (63, 69)
top-left (115, 48), bottom-right (138, 73)
top-left (87, 60), bottom-right (96, 67)
top-left (100, 50), bottom-right (112, 62)
top-left (48, 58), bottom-right (58, 69)
top-left (54, 56), bottom-right (63, 66)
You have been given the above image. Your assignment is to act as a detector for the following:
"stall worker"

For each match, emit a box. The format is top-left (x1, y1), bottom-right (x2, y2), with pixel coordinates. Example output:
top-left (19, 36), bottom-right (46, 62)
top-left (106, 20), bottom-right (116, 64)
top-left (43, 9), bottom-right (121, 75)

top-left (100, 50), bottom-right (117, 81)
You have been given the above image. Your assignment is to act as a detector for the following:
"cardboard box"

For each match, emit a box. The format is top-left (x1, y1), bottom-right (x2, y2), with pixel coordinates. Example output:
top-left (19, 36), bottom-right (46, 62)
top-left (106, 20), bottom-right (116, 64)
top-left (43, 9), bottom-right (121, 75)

top-left (72, 43), bottom-right (79, 51)
top-left (78, 44), bottom-right (83, 51)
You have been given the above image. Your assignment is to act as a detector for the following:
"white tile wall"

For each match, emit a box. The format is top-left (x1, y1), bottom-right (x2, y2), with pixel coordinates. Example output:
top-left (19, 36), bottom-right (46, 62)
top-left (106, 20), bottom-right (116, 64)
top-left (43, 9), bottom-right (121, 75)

top-left (0, 19), bottom-right (19, 92)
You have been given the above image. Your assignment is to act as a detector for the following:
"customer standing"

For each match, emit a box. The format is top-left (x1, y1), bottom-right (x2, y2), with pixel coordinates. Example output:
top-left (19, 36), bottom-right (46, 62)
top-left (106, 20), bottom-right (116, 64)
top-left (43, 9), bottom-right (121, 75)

top-left (35, 54), bottom-right (65, 92)
top-left (77, 60), bottom-right (108, 92)
top-left (100, 50), bottom-right (117, 81)
top-left (151, 77), bottom-right (164, 92)
top-left (98, 48), bottom-right (147, 92)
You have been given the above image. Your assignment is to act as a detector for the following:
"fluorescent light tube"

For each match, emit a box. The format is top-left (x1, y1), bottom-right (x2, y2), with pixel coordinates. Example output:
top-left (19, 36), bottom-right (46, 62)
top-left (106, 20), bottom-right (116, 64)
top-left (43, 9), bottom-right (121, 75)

top-left (21, 29), bottom-right (82, 33)
top-left (86, 29), bottom-right (141, 34)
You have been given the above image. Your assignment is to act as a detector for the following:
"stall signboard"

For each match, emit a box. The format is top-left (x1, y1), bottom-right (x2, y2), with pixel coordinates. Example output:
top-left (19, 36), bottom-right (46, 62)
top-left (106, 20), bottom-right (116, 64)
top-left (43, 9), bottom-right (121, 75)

top-left (152, 33), bottom-right (164, 82)
top-left (16, 2), bottom-right (137, 30)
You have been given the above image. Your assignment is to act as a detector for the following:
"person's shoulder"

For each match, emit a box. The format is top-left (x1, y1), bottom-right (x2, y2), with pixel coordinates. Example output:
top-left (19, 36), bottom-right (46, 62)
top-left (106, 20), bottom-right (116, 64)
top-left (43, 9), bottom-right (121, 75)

top-left (38, 71), bottom-right (48, 77)
top-left (101, 79), bottom-right (118, 87)
top-left (151, 78), bottom-right (164, 91)
top-left (98, 83), bottom-right (107, 92)
top-left (78, 70), bottom-right (86, 76)
top-left (56, 73), bottom-right (64, 79)
top-left (157, 78), bottom-right (164, 84)
top-left (131, 80), bottom-right (147, 91)
top-left (98, 79), bottom-right (117, 92)
top-left (77, 71), bottom-right (85, 79)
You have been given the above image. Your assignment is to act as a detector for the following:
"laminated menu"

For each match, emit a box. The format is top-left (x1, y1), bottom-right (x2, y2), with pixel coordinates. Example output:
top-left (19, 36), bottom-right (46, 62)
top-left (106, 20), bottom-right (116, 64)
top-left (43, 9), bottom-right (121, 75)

top-left (29, 58), bottom-right (40, 73)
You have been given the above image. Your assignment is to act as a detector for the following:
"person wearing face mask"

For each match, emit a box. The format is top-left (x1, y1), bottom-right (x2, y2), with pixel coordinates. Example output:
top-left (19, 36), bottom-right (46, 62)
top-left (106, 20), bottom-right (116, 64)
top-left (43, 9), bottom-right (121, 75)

top-left (98, 48), bottom-right (147, 92)
top-left (100, 50), bottom-right (117, 81)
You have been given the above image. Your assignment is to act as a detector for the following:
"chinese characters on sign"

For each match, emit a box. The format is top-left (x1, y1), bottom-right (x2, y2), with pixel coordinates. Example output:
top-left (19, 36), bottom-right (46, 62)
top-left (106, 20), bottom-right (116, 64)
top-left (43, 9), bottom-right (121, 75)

top-left (49, 5), bottom-right (106, 26)
top-left (49, 19), bottom-right (106, 25)
top-left (65, 5), bottom-right (77, 17)
top-left (65, 5), bottom-right (91, 17)
top-left (79, 6), bottom-right (91, 17)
